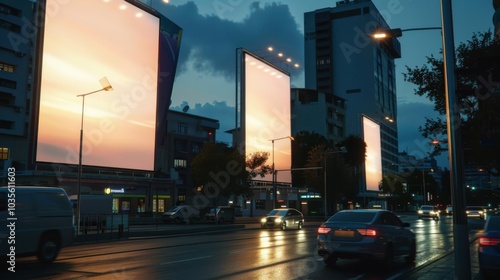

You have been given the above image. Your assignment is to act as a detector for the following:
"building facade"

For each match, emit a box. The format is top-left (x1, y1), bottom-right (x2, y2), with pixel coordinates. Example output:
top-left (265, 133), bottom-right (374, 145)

top-left (304, 0), bottom-right (400, 203)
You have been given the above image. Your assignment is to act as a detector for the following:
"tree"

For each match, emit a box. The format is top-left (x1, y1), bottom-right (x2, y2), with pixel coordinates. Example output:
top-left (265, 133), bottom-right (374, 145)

top-left (304, 135), bottom-right (366, 214)
top-left (191, 142), bottom-right (251, 208)
top-left (291, 130), bottom-right (333, 187)
top-left (380, 172), bottom-right (412, 211)
top-left (403, 30), bottom-right (500, 175)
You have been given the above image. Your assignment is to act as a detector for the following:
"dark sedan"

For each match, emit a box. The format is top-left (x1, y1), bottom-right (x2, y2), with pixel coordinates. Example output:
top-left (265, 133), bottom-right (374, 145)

top-left (317, 209), bottom-right (416, 270)
top-left (479, 214), bottom-right (500, 278)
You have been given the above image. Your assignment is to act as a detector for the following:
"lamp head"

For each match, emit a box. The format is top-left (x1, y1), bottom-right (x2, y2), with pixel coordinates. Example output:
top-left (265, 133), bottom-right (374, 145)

top-left (99, 77), bottom-right (113, 91)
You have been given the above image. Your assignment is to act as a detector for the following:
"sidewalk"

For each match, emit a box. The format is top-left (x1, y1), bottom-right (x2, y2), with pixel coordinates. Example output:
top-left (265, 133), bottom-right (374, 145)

top-left (398, 236), bottom-right (481, 279)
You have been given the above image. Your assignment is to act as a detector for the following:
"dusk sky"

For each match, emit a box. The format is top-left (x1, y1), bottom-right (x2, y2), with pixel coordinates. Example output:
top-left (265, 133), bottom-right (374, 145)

top-left (149, 0), bottom-right (495, 168)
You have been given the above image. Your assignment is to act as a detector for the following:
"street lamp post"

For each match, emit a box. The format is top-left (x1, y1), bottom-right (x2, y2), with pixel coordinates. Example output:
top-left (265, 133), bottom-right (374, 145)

top-left (371, 1), bottom-right (471, 277)
top-left (322, 147), bottom-right (347, 219)
top-left (76, 77), bottom-right (113, 234)
top-left (270, 136), bottom-right (294, 209)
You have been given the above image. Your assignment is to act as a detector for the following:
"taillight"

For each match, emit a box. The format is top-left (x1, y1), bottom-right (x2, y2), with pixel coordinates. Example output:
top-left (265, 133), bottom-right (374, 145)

top-left (318, 226), bottom-right (331, 234)
top-left (479, 237), bottom-right (500, 246)
top-left (357, 228), bottom-right (377, 237)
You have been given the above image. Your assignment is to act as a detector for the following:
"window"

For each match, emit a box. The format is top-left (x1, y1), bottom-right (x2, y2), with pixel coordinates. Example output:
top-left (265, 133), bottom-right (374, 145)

top-left (178, 123), bottom-right (188, 134)
top-left (0, 62), bottom-right (15, 73)
top-left (0, 147), bottom-right (8, 160)
top-left (0, 78), bottom-right (16, 89)
top-left (174, 158), bottom-right (187, 168)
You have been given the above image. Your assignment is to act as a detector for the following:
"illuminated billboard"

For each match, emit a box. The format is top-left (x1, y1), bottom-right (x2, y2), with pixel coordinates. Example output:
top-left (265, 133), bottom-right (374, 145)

top-left (241, 51), bottom-right (292, 183)
top-left (34, 0), bottom-right (181, 171)
top-left (362, 116), bottom-right (382, 191)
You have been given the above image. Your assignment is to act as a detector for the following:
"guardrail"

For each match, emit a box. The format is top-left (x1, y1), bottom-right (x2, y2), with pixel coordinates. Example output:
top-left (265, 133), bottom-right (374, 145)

top-left (75, 213), bottom-right (129, 243)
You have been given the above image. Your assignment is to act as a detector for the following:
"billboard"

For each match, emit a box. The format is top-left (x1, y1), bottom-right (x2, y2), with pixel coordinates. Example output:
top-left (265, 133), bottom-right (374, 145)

top-left (241, 51), bottom-right (292, 183)
top-left (362, 116), bottom-right (382, 191)
top-left (34, 0), bottom-right (181, 171)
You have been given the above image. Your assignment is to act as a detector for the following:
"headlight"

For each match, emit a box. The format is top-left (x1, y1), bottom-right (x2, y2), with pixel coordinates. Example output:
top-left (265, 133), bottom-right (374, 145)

top-left (430, 211), bottom-right (436, 215)
top-left (261, 218), bottom-right (267, 223)
top-left (418, 210), bottom-right (423, 214)
top-left (275, 218), bottom-right (282, 223)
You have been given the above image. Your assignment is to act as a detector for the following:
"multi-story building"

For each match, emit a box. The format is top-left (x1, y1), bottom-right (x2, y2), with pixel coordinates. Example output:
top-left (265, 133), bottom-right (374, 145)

top-left (0, 0), bottom-right (36, 173)
top-left (304, 0), bottom-right (400, 203)
top-left (291, 88), bottom-right (347, 144)
top-left (163, 110), bottom-right (219, 205)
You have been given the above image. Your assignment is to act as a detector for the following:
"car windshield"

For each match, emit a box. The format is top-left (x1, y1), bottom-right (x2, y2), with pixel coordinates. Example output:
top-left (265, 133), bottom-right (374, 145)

top-left (167, 206), bottom-right (181, 212)
top-left (327, 211), bottom-right (377, 223)
top-left (421, 206), bottom-right (433, 210)
top-left (268, 210), bottom-right (287, 217)
top-left (466, 206), bottom-right (483, 210)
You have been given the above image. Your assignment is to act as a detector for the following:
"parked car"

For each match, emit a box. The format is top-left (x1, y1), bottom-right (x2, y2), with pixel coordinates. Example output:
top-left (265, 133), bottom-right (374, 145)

top-left (260, 208), bottom-right (304, 230)
top-left (418, 205), bottom-right (440, 220)
top-left (478, 214), bottom-right (500, 278)
top-left (317, 209), bottom-right (416, 269)
top-left (466, 206), bottom-right (485, 220)
top-left (205, 207), bottom-right (235, 224)
top-left (0, 186), bottom-right (75, 263)
top-left (162, 205), bottom-right (200, 224)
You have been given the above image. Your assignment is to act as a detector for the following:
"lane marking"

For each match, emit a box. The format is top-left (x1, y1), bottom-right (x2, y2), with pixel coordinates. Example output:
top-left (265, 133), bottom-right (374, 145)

top-left (160, 255), bottom-right (212, 265)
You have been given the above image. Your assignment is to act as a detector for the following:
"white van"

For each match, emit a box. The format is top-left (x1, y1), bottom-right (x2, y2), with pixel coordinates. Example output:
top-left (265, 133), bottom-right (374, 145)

top-left (0, 186), bottom-right (75, 263)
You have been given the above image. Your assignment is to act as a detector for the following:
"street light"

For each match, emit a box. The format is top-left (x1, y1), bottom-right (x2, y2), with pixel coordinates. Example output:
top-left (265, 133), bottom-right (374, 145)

top-left (270, 136), bottom-right (294, 209)
top-left (323, 147), bottom-right (347, 219)
top-left (76, 77), bottom-right (113, 234)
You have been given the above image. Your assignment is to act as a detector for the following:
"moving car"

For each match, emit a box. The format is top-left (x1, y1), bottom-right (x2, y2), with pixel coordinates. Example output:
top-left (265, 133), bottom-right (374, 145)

top-left (466, 206), bottom-right (485, 220)
top-left (0, 186), bottom-right (75, 263)
top-left (260, 208), bottom-right (304, 230)
top-left (418, 205), bottom-right (440, 220)
top-left (317, 209), bottom-right (416, 269)
top-left (478, 214), bottom-right (500, 278)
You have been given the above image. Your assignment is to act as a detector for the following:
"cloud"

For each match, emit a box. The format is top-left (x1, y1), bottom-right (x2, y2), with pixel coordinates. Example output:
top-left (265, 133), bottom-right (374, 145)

top-left (159, 1), bottom-right (304, 81)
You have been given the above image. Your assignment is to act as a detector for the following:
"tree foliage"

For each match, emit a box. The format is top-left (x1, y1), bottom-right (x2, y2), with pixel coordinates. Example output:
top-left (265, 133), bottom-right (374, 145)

top-left (191, 142), bottom-right (252, 202)
top-left (403, 30), bottom-right (500, 175)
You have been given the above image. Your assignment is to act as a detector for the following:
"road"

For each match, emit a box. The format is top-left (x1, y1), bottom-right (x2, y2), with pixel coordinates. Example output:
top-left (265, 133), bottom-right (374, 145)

top-left (1, 214), bottom-right (484, 280)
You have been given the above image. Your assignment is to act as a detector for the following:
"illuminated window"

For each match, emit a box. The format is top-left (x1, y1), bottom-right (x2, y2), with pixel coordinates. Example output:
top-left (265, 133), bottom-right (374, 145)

top-left (0, 147), bottom-right (8, 160)
top-left (0, 62), bottom-right (15, 73)
top-left (153, 198), bottom-right (165, 213)
top-left (174, 158), bottom-right (187, 168)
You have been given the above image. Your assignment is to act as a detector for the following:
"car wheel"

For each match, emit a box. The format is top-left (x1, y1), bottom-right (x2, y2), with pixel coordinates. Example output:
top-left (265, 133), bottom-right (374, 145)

top-left (281, 221), bottom-right (287, 230)
top-left (382, 244), bottom-right (394, 270)
top-left (297, 221), bottom-right (303, 230)
top-left (37, 233), bottom-right (60, 263)
top-left (323, 255), bottom-right (337, 267)
top-left (405, 241), bottom-right (416, 264)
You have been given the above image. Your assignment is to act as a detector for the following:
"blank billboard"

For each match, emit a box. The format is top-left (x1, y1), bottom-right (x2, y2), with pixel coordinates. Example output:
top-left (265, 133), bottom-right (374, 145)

top-left (35, 0), bottom-right (161, 171)
top-left (363, 116), bottom-right (382, 191)
top-left (242, 51), bottom-right (292, 183)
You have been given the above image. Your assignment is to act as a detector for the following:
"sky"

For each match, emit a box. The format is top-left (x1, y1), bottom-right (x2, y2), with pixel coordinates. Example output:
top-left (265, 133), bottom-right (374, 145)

top-left (148, 0), bottom-right (495, 168)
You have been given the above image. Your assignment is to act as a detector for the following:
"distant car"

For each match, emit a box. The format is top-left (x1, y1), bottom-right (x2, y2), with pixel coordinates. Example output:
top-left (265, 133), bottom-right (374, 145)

top-left (446, 205), bottom-right (453, 215)
top-left (478, 214), bottom-right (500, 278)
top-left (205, 207), bottom-right (235, 224)
top-left (466, 206), bottom-right (485, 220)
top-left (260, 208), bottom-right (304, 230)
top-left (418, 205), bottom-right (440, 220)
top-left (317, 209), bottom-right (416, 269)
